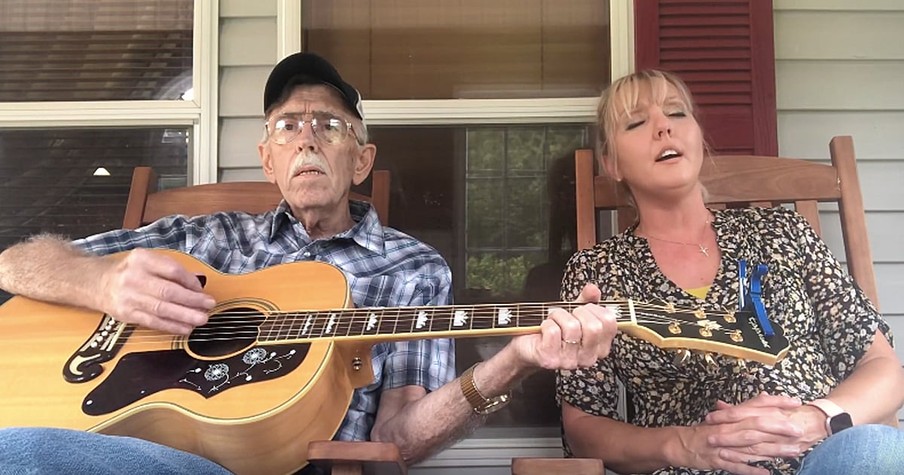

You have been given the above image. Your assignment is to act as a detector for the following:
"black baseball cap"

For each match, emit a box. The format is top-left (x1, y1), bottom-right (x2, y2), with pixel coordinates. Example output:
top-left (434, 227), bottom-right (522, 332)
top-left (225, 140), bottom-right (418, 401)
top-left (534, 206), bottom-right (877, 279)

top-left (263, 52), bottom-right (365, 120)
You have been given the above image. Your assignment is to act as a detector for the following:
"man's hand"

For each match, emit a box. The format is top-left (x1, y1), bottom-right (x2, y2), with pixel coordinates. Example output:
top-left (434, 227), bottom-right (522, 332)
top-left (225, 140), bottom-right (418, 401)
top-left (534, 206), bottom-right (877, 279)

top-left (509, 284), bottom-right (617, 371)
top-left (99, 249), bottom-right (215, 334)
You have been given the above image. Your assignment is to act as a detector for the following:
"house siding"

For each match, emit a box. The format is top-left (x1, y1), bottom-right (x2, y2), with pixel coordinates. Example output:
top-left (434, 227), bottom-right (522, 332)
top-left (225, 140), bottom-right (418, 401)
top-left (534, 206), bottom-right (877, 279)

top-left (774, 0), bottom-right (904, 421)
top-left (219, 0), bottom-right (277, 182)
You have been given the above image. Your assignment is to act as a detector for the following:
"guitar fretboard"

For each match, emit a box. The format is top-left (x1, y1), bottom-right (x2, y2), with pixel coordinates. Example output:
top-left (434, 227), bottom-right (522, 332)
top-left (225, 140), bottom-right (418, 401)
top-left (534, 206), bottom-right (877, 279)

top-left (257, 301), bottom-right (631, 343)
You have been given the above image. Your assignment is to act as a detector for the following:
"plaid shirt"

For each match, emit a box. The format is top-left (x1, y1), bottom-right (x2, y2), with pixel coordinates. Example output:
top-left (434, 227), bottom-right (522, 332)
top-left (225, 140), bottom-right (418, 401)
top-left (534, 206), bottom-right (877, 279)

top-left (73, 200), bottom-right (455, 441)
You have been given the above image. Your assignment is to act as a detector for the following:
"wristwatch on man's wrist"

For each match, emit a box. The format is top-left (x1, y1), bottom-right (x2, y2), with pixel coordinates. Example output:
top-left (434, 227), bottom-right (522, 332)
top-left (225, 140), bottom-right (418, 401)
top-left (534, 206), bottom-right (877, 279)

top-left (459, 363), bottom-right (512, 415)
top-left (806, 398), bottom-right (853, 436)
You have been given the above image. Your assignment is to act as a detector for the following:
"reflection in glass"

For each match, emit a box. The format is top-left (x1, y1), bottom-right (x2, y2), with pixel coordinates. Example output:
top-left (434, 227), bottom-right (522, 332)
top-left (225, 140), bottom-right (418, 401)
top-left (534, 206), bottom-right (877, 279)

top-left (303, 0), bottom-right (610, 100)
top-left (0, 0), bottom-right (194, 102)
top-left (0, 127), bottom-right (189, 250)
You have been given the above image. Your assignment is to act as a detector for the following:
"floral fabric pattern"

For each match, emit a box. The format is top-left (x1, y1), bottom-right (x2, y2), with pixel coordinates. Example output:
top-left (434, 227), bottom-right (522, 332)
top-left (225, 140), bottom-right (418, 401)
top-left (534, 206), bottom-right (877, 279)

top-left (557, 207), bottom-right (891, 475)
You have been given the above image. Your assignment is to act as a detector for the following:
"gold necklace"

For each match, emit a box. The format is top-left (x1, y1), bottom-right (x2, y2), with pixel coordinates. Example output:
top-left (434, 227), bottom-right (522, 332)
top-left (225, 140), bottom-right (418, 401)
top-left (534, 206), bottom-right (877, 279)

top-left (638, 221), bottom-right (713, 257)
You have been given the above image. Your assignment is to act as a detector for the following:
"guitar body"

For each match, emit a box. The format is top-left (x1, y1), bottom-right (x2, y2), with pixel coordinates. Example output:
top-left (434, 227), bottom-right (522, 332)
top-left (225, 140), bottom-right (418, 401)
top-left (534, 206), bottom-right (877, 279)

top-left (0, 250), bottom-right (376, 475)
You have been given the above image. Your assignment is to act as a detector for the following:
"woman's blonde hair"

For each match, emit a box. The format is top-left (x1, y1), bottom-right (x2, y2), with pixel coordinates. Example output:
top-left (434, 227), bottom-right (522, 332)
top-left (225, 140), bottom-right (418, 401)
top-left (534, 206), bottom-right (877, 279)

top-left (596, 69), bottom-right (698, 163)
top-left (594, 70), bottom-right (708, 215)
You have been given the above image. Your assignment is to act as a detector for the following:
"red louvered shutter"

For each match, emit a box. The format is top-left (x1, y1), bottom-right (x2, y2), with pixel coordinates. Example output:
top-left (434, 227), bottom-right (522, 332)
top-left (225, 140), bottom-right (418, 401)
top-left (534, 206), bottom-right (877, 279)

top-left (634, 0), bottom-right (777, 155)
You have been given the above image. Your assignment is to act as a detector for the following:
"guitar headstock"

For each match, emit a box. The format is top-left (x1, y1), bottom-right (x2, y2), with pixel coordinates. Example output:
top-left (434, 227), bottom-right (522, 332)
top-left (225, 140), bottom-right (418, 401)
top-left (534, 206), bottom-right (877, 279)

top-left (620, 301), bottom-right (789, 366)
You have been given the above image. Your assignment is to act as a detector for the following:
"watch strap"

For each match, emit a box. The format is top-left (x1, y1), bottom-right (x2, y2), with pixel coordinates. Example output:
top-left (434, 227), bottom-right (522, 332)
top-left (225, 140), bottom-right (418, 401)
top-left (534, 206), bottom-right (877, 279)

top-left (807, 398), bottom-right (851, 435)
top-left (459, 363), bottom-right (511, 415)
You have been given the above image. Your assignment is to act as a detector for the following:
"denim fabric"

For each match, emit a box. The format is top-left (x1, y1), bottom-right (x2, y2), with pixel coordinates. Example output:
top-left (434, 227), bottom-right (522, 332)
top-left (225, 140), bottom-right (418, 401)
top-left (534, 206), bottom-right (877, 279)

top-left (798, 424), bottom-right (904, 475)
top-left (0, 428), bottom-right (231, 475)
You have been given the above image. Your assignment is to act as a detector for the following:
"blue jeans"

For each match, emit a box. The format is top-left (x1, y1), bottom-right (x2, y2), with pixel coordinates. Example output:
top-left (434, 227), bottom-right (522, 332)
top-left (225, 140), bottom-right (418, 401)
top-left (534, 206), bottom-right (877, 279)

top-left (798, 424), bottom-right (904, 475)
top-left (0, 427), bottom-right (232, 475)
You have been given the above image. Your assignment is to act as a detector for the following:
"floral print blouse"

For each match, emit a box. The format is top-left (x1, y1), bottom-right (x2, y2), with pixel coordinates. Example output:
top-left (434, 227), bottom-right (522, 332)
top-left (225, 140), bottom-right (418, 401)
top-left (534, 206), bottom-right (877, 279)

top-left (557, 207), bottom-right (892, 475)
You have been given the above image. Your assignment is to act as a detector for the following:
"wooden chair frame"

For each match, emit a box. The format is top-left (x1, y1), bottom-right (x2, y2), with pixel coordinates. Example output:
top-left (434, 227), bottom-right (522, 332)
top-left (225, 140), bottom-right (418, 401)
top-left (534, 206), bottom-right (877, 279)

top-left (123, 168), bottom-right (390, 228)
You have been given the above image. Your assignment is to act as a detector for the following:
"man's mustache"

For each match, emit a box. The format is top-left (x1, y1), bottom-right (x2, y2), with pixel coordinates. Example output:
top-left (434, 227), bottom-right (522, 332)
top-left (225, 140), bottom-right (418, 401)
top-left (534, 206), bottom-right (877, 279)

top-left (290, 150), bottom-right (328, 176)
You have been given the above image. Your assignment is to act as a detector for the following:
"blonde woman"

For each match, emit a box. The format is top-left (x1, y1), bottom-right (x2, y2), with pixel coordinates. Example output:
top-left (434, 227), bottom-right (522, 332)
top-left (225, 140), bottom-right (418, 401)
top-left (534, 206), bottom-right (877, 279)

top-left (557, 70), bottom-right (904, 475)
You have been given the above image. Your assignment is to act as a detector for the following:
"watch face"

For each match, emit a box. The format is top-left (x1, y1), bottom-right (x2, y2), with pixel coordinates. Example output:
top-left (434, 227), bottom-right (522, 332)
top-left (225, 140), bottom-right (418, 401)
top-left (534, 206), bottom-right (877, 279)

top-left (830, 412), bottom-right (853, 434)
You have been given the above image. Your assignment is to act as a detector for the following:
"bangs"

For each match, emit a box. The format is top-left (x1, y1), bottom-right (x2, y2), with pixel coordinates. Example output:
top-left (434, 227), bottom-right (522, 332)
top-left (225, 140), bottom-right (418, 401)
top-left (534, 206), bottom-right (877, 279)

top-left (604, 72), bottom-right (694, 128)
top-left (596, 69), bottom-right (697, 157)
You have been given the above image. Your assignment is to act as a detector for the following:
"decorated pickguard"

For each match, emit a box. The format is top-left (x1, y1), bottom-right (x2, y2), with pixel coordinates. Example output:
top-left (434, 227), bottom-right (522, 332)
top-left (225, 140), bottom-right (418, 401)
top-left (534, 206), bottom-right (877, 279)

top-left (81, 344), bottom-right (309, 416)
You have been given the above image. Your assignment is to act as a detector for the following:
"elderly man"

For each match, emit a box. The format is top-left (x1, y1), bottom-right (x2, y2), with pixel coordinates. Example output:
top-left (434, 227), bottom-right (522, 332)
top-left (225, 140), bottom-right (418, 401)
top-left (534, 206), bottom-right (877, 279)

top-left (0, 53), bottom-right (616, 474)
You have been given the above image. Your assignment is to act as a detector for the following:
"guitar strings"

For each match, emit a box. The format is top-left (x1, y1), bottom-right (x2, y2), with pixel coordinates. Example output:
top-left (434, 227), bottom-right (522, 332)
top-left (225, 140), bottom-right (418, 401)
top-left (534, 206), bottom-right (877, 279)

top-left (117, 304), bottom-right (746, 345)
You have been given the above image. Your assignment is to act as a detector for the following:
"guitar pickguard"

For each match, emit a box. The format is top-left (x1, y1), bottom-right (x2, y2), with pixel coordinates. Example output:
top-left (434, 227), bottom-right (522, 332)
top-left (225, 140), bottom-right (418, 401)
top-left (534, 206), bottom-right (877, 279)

top-left (63, 313), bottom-right (134, 383)
top-left (82, 344), bottom-right (309, 416)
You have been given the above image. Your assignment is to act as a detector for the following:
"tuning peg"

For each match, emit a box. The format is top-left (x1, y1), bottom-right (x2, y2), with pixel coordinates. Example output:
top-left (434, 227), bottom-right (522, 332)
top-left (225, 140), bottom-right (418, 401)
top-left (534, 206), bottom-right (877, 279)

top-left (672, 349), bottom-right (691, 367)
top-left (703, 352), bottom-right (719, 370)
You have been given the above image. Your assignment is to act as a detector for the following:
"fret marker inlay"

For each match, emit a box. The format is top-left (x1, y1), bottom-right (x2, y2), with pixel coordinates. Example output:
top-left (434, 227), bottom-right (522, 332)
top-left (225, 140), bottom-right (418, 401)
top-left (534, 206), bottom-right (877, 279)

top-left (453, 310), bottom-right (468, 327)
top-left (366, 313), bottom-right (378, 331)
top-left (325, 313), bottom-right (337, 334)
top-left (302, 315), bottom-right (313, 336)
top-left (497, 307), bottom-right (512, 326)
top-left (415, 311), bottom-right (428, 329)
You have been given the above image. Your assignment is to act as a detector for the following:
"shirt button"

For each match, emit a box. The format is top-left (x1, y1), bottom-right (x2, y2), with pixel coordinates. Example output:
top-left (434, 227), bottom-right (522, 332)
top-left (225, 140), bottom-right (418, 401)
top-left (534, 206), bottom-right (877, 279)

top-left (303, 251), bottom-right (312, 258)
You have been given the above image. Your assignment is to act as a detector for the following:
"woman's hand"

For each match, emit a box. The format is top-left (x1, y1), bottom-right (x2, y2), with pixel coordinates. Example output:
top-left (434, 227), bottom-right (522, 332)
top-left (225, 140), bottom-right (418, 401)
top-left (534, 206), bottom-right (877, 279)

top-left (705, 392), bottom-right (828, 458)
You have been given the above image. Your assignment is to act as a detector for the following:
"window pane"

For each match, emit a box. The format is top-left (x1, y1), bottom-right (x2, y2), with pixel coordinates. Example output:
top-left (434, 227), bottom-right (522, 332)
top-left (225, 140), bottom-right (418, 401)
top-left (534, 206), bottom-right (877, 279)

top-left (0, 0), bottom-right (194, 102)
top-left (303, 0), bottom-right (610, 99)
top-left (0, 127), bottom-right (189, 302)
top-left (363, 123), bottom-right (591, 429)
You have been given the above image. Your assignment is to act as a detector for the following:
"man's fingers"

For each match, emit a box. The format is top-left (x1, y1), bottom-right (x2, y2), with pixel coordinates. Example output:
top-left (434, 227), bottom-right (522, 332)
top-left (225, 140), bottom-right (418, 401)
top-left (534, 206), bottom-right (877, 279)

top-left (575, 283), bottom-right (601, 304)
top-left (571, 303), bottom-right (616, 364)
top-left (151, 279), bottom-right (216, 313)
top-left (130, 249), bottom-right (208, 295)
top-left (128, 309), bottom-right (195, 335)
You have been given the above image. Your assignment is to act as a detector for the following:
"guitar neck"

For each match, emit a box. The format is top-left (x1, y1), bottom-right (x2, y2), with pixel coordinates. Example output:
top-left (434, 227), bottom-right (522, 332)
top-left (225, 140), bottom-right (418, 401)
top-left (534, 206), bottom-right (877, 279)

top-left (258, 300), bottom-right (636, 344)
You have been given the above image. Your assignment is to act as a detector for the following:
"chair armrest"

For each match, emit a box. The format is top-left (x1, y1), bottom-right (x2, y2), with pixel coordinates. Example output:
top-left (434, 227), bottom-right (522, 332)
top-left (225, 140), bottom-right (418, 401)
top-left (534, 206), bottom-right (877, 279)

top-left (511, 457), bottom-right (604, 475)
top-left (307, 440), bottom-right (407, 475)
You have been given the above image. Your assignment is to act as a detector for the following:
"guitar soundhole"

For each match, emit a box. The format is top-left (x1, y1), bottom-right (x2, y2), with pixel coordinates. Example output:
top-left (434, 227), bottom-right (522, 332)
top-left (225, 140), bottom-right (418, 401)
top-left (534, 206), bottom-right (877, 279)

top-left (188, 306), bottom-right (265, 358)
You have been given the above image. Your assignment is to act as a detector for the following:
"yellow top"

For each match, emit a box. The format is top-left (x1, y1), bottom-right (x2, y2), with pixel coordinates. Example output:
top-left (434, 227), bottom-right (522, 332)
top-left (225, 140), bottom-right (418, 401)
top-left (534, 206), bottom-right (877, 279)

top-left (685, 285), bottom-right (710, 300)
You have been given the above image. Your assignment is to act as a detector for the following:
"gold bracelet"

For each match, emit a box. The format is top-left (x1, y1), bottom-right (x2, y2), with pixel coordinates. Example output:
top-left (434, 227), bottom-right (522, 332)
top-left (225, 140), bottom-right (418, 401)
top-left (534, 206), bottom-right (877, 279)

top-left (459, 363), bottom-right (512, 415)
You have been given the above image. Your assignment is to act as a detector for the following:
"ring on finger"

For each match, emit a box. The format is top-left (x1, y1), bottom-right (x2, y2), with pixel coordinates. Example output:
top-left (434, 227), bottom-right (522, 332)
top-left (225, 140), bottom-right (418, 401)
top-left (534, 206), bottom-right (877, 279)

top-left (562, 339), bottom-right (581, 345)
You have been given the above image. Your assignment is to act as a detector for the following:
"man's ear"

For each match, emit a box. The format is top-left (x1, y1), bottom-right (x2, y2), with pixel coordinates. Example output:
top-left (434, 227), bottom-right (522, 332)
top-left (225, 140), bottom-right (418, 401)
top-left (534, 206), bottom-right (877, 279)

top-left (351, 143), bottom-right (377, 186)
top-left (259, 141), bottom-right (277, 184)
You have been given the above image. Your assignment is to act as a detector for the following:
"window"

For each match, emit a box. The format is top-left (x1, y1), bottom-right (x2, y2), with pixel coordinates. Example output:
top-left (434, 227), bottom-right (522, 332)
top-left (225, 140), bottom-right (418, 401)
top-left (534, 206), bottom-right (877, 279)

top-left (0, 1), bottom-right (214, 304)
top-left (0, 0), bottom-right (193, 102)
top-left (302, 0), bottom-right (613, 435)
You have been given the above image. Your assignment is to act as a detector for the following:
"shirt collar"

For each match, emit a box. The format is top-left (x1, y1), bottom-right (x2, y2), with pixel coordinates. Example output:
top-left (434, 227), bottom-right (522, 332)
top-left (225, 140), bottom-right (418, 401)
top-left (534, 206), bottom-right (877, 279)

top-left (269, 199), bottom-right (386, 256)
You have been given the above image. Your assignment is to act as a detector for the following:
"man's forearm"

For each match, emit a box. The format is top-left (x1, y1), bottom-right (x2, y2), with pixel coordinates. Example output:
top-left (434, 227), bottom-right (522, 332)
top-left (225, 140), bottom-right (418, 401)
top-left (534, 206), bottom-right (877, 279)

top-left (370, 346), bottom-right (533, 464)
top-left (0, 234), bottom-right (108, 311)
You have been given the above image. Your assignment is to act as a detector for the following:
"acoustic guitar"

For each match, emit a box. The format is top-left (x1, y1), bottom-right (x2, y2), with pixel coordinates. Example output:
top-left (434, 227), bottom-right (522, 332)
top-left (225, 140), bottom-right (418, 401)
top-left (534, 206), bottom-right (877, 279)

top-left (0, 249), bottom-right (788, 474)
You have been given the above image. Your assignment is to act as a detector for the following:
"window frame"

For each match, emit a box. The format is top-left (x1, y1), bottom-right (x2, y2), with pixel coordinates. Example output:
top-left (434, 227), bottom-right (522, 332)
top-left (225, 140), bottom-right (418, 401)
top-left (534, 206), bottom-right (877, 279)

top-left (0, 0), bottom-right (220, 185)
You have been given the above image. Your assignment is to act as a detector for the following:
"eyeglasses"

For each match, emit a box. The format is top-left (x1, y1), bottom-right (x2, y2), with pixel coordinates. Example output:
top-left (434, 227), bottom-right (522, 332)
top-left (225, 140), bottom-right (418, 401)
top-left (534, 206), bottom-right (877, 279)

top-left (265, 111), bottom-right (362, 146)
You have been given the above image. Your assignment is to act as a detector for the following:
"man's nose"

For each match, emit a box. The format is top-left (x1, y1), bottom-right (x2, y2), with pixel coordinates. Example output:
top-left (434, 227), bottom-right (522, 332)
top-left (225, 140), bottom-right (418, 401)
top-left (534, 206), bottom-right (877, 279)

top-left (294, 120), bottom-right (318, 151)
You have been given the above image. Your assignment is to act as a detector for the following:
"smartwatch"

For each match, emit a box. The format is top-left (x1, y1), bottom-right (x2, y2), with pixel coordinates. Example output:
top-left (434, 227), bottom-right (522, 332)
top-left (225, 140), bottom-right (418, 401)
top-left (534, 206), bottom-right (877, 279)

top-left (807, 398), bottom-right (853, 436)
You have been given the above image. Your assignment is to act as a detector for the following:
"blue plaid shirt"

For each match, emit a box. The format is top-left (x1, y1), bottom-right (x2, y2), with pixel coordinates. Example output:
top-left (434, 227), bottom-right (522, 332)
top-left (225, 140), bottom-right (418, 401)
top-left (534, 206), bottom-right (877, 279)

top-left (72, 200), bottom-right (455, 441)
